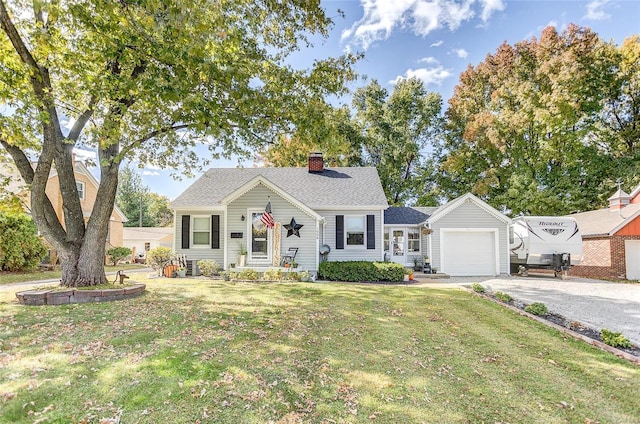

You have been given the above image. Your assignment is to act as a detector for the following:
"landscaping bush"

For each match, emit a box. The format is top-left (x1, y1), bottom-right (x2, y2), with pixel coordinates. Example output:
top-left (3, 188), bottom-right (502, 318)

top-left (318, 261), bottom-right (405, 282)
top-left (262, 268), bottom-right (282, 281)
top-left (238, 268), bottom-right (259, 281)
top-left (495, 291), bottom-right (512, 303)
top-left (471, 283), bottom-right (485, 293)
top-left (0, 209), bottom-right (48, 271)
top-left (525, 302), bottom-right (548, 316)
top-left (197, 259), bottom-right (222, 277)
top-left (147, 247), bottom-right (173, 274)
top-left (600, 328), bottom-right (632, 348)
top-left (106, 246), bottom-right (132, 266)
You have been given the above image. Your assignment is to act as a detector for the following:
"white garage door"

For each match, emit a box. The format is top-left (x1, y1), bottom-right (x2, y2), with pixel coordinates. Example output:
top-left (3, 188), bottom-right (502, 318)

top-left (442, 231), bottom-right (497, 276)
top-left (625, 240), bottom-right (640, 280)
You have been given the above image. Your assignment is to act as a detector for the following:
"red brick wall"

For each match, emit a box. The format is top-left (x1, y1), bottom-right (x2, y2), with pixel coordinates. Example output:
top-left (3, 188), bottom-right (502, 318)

top-left (571, 235), bottom-right (640, 279)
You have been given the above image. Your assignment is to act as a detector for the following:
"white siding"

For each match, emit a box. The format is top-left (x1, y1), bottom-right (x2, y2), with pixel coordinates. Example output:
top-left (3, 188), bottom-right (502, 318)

top-left (320, 209), bottom-right (384, 262)
top-left (431, 202), bottom-right (509, 274)
top-left (227, 184), bottom-right (318, 271)
top-left (174, 210), bottom-right (225, 265)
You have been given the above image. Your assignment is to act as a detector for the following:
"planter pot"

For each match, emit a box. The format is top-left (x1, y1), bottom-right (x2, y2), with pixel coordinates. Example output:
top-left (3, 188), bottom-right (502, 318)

top-left (403, 274), bottom-right (409, 282)
top-left (238, 255), bottom-right (246, 267)
top-left (177, 270), bottom-right (186, 278)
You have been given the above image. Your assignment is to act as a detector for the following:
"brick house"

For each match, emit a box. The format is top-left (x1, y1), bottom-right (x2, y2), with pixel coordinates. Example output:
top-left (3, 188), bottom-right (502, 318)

top-left (1, 159), bottom-right (127, 263)
top-left (569, 185), bottom-right (640, 280)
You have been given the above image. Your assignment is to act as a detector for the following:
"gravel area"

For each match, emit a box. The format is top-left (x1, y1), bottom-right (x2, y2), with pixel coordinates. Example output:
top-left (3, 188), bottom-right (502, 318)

top-left (415, 274), bottom-right (640, 347)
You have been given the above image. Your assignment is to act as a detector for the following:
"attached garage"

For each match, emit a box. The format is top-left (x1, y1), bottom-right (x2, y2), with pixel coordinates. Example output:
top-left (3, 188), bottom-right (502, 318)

top-left (427, 193), bottom-right (510, 276)
top-left (625, 240), bottom-right (640, 280)
top-left (441, 230), bottom-right (498, 276)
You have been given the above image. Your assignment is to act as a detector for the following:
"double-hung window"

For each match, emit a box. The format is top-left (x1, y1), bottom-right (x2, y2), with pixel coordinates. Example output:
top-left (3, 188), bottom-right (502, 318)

top-left (346, 216), bottom-right (365, 246)
top-left (76, 181), bottom-right (85, 200)
top-left (192, 217), bottom-right (211, 247)
top-left (407, 229), bottom-right (420, 253)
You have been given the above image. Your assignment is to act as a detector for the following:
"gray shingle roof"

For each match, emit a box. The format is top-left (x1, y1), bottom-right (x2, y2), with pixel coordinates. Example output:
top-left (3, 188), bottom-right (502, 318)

top-left (170, 167), bottom-right (389, 209)
top-left (569, 203), bottom-right (640, 236)
top-left (384, 206), bottom-right (437, 225)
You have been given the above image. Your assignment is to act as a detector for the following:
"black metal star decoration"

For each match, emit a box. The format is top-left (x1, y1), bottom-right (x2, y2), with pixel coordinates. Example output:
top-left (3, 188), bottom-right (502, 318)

top-left (284, 217), bottom-right (303, 237)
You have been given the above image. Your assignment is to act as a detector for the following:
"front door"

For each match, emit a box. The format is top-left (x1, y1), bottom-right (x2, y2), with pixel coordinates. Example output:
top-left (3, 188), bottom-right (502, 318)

top-left (250, 212), bottom-right (271, 264)
top-left (391, 228), bottom-right (406, 264)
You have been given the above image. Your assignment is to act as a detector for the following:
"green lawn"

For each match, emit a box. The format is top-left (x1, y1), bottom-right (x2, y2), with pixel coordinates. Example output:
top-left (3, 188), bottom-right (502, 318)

top-left (0, 264), bottom-right (148, 285)
top-left (1, 277), bottom-right (638, 423)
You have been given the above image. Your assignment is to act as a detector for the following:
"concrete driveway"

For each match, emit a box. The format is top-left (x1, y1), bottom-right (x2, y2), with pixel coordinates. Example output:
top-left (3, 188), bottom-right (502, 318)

top-left (416, 274), bottom-right (640, 347)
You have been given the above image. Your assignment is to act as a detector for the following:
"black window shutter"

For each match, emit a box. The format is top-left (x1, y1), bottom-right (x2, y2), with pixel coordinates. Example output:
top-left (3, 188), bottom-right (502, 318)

top-left (211, 215), bottom-right (220, 249)
top-left (181, 215), bottom-right (190, 249)
top-left (366, 214), bottom-right (375, 249)
top-left (336, 215), bottom-right (344, 249)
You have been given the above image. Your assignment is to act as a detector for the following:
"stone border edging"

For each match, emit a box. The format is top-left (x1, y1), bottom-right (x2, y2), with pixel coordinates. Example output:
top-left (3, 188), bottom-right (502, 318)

top-left (16, 283), bottom-right (146, 306)
top-left (464, 287), bottom-right (640, 366)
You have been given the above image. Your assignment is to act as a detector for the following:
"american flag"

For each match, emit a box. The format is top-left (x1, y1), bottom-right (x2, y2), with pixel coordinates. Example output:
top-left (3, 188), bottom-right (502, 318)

top-left (261, 201), bottom-right (275, 229)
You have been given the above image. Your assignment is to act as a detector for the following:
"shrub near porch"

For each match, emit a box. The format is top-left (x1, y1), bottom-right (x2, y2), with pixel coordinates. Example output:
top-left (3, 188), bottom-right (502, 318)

top-left (319, 261), bottom-right (405, 282)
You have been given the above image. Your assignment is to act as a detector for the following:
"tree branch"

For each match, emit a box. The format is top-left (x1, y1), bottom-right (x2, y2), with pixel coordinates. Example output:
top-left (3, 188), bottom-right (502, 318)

top-left (67, 96), bottom-right (97, 142)
top-left (0, 139), bottom-right (34, 184)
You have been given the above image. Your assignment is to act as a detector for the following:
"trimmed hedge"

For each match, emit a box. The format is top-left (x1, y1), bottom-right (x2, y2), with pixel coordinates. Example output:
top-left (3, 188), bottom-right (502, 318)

top-left (318, 261), bottom-right (405, 282)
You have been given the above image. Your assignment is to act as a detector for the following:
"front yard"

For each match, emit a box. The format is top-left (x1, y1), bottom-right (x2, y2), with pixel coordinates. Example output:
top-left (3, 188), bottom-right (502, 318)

top-left (1, 277), bottom-right (638, 423)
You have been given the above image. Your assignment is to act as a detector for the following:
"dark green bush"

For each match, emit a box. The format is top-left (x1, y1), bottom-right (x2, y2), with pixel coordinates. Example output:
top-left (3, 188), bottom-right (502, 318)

top-left (0, 210), bottom-right (48, 271)
top-left (525, 302), bottom-right (548, 316)
top-left (601, 328), bottom-right (632, 348)
top-left (318, 261), bottom-right (404, 282)
top-left (107, 246), bottom-right (132, 266)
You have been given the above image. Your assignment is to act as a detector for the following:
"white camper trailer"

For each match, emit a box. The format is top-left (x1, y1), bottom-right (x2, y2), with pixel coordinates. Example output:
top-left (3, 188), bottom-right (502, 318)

top-left (510, 216), bottom-right (583, 275)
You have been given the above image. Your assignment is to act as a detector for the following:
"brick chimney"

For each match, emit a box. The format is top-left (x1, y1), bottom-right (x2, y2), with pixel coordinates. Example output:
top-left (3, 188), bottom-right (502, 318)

top-left (308, 152), bottom-right (324, 173)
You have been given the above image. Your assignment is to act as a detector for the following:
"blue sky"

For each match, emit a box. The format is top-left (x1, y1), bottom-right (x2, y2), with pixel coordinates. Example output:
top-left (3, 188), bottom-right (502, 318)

top-left (74, 0), bottom-right (640, 199)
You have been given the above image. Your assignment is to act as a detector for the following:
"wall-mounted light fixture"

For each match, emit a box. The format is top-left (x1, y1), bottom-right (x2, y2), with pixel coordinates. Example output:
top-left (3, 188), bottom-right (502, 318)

top-left (241, 215), bottom-right (245, 221)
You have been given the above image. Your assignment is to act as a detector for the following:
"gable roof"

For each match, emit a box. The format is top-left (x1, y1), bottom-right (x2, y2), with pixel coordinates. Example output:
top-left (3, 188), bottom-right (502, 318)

top-left (1, 161), bottom-right (128, 222)
top-left (427, 192), bottom-right (511, 225)
top-left (569, 203), bottom-right (640, 236)
top-left (170, 167), bottom-right (389, 210)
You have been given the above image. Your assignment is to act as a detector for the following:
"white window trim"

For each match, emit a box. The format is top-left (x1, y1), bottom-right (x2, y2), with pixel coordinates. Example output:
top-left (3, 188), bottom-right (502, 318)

top-left (407, 228), bottom-right (422, 254)
top-left (191, 215), bottom-right (211, 248)
top-left (345, 215), bottom-right (366, 248)
top-left (76, 181), bottom-right (85, 200)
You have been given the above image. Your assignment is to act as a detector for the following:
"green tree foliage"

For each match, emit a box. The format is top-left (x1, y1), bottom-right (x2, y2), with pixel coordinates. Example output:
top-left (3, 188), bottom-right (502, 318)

top-left (260, 100), bottom-right (364, 168)
top-left (0, 0), bottom-right (357, 286)
top-left (116, 165), bottom-right (172, 227)
top-left (438, 25), bottom-right (640, 215)
top-left (106, 246), bottom-right (132, 266)
top-left (352, 78), bottom-right (442, 206)
top-left (0, 207), bottom-right (47, 271)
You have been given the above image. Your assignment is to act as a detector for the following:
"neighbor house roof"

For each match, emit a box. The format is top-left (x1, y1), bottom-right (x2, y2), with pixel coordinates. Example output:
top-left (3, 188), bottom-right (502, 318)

top-left (123, 227), bottom-right (174, 240)
top-left (384, 206), bottom-right (437, 225)
top-left (170, 167), bottom-right (389, 210)
top-left (569, 203), bottom-right (640, 237)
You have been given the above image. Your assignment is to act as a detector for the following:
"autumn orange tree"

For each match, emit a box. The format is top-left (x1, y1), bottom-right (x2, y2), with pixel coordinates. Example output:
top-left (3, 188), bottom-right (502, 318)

top-left (438, 25), bottom-right (640, 215)
top-left (0, 0), bottom-right (358, 286)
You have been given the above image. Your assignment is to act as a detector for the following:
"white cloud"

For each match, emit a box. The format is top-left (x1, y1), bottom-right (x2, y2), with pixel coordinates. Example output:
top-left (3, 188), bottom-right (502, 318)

top-left (343, 0), bottom-right (503, 50)
top-left (389, 66), bottom-right (452, 86)
top-left (72, 148), bottom-right (96, 160)
top-left (453, 48), bottom-right (468, 58)
top-left (430, 40), bottom-right (444, 47)
top-left (584, 0), bottom-right (612, 21)
top-left (418, 56), bottom-right (440, 64)
top-left (479, 0), bottom-right (506, 22)
top-left (142, 170), bottom-right (161, 176)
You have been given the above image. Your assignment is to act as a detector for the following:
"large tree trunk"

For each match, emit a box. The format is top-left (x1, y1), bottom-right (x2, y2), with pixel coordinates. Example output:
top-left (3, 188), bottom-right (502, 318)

top-left (58, 240), bottom-right (109, 287)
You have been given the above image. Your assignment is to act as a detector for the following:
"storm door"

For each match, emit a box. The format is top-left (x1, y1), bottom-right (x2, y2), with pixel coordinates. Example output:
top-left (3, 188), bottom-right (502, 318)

top-left (250, 212), bottom-right (271, 264)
